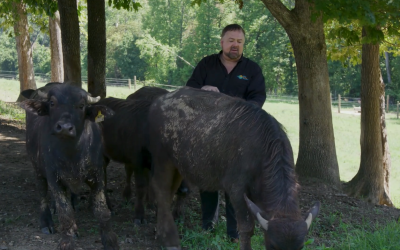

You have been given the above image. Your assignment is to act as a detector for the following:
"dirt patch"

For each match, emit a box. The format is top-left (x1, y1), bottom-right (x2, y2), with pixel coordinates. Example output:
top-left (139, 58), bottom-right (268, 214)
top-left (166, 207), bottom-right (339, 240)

top-left (0, 118), bottom-right (399, 250)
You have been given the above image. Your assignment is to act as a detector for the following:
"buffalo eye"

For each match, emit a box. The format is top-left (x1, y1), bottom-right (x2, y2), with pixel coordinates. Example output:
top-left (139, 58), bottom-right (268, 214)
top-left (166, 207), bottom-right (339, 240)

top-left (79, 104), bottom-right (85, 110)
top-left (50, 101), bottom-right (54, 107)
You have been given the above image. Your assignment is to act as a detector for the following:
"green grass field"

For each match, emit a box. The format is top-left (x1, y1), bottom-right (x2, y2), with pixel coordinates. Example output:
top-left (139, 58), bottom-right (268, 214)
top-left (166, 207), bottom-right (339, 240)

top-left (1, 78), bottom-right (400, 249)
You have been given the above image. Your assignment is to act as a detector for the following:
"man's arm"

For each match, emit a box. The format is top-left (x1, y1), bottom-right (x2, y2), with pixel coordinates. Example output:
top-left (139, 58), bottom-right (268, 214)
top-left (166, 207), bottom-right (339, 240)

top-left (186, 58), bottom-right (207, 89)
top-left (245, 65), bottom-right (266, 108)
top-left (186, 57), bottom-right (220, 92)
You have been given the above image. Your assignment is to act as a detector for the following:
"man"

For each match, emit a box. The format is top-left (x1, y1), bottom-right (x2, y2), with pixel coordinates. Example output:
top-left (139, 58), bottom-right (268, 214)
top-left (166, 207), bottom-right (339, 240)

top-left (186, 24), bottom-right (266, 242)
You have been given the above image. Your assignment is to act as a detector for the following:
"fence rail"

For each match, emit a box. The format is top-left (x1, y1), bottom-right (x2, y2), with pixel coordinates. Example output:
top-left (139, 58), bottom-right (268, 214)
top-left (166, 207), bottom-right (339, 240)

top-left (2, 71), bottom-right (398, 117)
top-left (0, 71), bottom-right (182, 90)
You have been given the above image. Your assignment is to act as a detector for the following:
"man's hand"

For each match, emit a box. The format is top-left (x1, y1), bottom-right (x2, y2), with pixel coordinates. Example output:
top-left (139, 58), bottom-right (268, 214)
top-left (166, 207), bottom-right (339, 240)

top-left (201, 85), bottom-right (220, 92)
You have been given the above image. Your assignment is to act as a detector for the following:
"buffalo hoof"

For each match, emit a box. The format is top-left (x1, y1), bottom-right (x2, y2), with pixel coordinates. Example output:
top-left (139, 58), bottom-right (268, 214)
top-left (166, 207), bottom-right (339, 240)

top-left (58, 236), bottom-right (75, 250)
top-left (102, 231), bottom-right (119, 250)
top-left (41, 226), bottom-right (55, 234)
top-left (133, 218), bottom-right (147, 225)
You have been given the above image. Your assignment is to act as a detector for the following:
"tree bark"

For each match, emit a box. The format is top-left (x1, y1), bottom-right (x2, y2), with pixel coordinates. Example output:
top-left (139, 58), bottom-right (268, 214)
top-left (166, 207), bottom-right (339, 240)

top-left (380, 76), bottom-right (391, 202)
top-left (13, 1), bottom-right (36, 101)
top-left (260, 0), bottom-right (340, 187)
top-left (87, 0), bottom-right (106, 98)
top-left (49, 10), bottom-right (64, 82)
top-left (58, 0), bottom-right (81, 87)
top-left (344, 27), bottom-right (392, 206)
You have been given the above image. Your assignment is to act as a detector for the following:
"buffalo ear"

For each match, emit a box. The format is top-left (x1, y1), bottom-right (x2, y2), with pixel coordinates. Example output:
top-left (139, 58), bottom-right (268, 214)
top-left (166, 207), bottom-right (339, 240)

top-left (304, 201), bottom-right (321, 230)
top-left (20, 100), bottom-right (49, 116)
top-left (86, 105), bottom-right (115, 123)
top-left (20, 89), bottom-right (35, 100)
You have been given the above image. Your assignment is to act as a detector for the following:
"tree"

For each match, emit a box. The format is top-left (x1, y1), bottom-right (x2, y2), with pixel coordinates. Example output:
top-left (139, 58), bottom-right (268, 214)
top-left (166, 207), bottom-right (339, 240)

top-left (0, 0), bottom-right (37, 99)
top-left (316, 0), bottom-right (400, 205)
top-left (49, 10), bottom-right (63, 82)
top-left (13, 0), bottom-right (36, 97)
top-left (345, 27), bottom-right (391, 205)
top-left (57, 0), bottom-right (81, 86)
top-left (258, 0), bottom-right (341, 187)
top-left (87, 0), bottom-right (106, 98)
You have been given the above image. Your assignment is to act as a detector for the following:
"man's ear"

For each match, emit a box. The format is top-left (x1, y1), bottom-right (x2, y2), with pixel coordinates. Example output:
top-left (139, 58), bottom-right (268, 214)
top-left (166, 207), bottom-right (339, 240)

top-left (86, 105), bottom-right (115, 123)
top-left (20, 100), bottom-right (49, 116)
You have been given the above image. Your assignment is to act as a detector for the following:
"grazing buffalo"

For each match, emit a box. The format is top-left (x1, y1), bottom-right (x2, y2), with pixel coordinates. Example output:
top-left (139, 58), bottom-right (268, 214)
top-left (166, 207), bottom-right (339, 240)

top-left (148, 87), bottom-right (320, 250)
top-left (20, 84), bottom-right (118, 250)
top-left (95, 86), bottom-right (168, 224)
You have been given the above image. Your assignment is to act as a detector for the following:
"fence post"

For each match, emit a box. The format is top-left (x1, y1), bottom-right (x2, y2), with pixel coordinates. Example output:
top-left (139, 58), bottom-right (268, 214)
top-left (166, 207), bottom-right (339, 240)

top-left (338, 94), bottom-right (341, 113)
top-left (128, 79), bottom-right (131, 89)
top-left (387, 95), bottom-right (389, 113)
top-left (134, 76), bottom-right (137, 90)
top-left (397, 102), bottom-right (399, 119)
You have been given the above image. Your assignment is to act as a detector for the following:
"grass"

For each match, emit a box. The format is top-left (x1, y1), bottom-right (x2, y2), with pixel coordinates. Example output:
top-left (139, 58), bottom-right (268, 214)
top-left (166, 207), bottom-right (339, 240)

top-left (305, 217), bottom-right (400, 250)
top-left (2, 78), bottom-right (400, 249)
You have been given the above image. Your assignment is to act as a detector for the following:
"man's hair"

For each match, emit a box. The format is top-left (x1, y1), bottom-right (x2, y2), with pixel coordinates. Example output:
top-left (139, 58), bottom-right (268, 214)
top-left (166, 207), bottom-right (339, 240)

top-left (221, 24), bottom-right (245, 37)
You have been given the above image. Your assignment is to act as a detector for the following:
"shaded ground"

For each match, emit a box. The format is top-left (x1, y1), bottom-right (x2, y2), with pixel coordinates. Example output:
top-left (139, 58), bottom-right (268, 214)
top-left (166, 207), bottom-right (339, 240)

top-left (0, 118), bottom-right (399, 250)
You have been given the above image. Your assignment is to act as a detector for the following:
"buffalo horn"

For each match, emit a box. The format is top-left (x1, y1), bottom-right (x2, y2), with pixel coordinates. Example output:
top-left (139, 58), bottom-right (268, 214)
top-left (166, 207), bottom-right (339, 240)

top-left (87, 95), bottom-right (101, 104)
top-left (38, 90), bottom-right (47, 98)
top-left (256, 212), bottom-right (269, 231)
top-left (305, 213), bottom-right (313, 230)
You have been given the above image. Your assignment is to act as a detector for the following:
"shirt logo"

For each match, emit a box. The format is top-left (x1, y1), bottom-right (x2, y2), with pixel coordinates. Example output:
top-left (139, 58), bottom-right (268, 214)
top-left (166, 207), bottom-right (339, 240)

top-left (237, 75), bottom-right (248, 80)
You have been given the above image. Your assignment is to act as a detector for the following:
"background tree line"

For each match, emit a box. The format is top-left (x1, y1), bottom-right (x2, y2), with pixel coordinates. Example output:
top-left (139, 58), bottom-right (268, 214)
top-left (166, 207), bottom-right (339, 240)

top-left (0, 0), bottom-right (398, 99)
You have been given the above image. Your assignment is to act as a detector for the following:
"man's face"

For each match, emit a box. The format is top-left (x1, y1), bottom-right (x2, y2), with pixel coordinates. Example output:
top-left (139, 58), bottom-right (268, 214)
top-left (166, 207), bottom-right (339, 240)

top-left (220, 30), bottom-right (245, 60)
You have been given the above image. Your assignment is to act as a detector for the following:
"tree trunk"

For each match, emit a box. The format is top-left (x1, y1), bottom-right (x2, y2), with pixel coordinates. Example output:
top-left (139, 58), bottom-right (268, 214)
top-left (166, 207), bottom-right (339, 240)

top-left (380, 76), bottom-right (391, 201)
top-left (87, 0), bottom-right (106, 98)
top-left (344, 27), bottom-right (392, 206)
top-left (261, 0), bottom-right (340, 187)
top-left (49, 10), bottom-right (64, 82)
top-left (58, 0), bottom-right (81, 87)
top-left (13, 1), bottom-right (36, 101)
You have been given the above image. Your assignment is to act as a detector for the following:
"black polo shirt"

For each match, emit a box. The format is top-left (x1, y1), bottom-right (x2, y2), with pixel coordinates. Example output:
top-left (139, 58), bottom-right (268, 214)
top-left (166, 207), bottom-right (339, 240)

top-left (186, 52), bottom-right (266, 107)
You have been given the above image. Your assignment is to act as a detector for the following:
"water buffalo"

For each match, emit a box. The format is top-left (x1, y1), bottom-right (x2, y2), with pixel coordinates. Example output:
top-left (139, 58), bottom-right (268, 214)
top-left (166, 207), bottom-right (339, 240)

top-left (126, 86), bottom-right (169, 102)
top-left (95, 86), bottom-right (169, 224)
top-left (97, 86), bottom-right (189, 224)
top-left (148, 87), bottom-right (320, 250)
top-left (20, 84), bottom-right (118, 250)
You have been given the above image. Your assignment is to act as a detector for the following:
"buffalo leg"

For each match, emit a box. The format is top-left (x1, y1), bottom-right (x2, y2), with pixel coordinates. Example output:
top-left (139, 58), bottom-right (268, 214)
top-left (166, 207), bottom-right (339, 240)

top-left (103, 157), bottom-right (113, 211)
top-left (226, 190), bottom-right (254, 250)
top-left (122, 163), bottom-right (134, 201)
top-left (132, 164), bottom-right (150, 225)
top-left (87, 180), bottom-right (119, 250)
top-left (36, 176), bottom-right (55, 234)
top-left (152, 160), bottom-right (182, 249)
top-left (172, 180), bottom-right (190, 221)
top-left (48, 182), bottom-right (78, 250)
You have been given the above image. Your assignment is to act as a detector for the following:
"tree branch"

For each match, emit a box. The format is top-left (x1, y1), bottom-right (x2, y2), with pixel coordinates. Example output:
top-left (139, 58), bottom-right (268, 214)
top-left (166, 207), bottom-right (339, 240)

top-left (383, 40), bottom-right (400, 48)
top-left (260, 0), bottom-right (294, 28)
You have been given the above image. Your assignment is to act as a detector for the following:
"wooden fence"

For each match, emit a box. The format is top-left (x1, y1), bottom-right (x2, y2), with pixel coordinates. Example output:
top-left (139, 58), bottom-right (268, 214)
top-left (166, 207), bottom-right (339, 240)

top-left (0, 71), bottom-right (182, 90)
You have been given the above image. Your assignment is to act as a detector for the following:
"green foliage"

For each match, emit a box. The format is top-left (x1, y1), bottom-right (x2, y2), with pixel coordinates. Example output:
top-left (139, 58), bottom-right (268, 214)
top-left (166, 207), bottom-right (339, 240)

top-left (328, 60), bottom-right (361, 97)
top-left (108, 0), bottom-right (141, 11)
top-left (0, 100), bottom-right (25, 121)
top-left (32, 42), bottom-right (50, 74)
top-left (1, 0), bottom-right (399, 98)
top-left (0, 31), bottom-right (18, 72)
